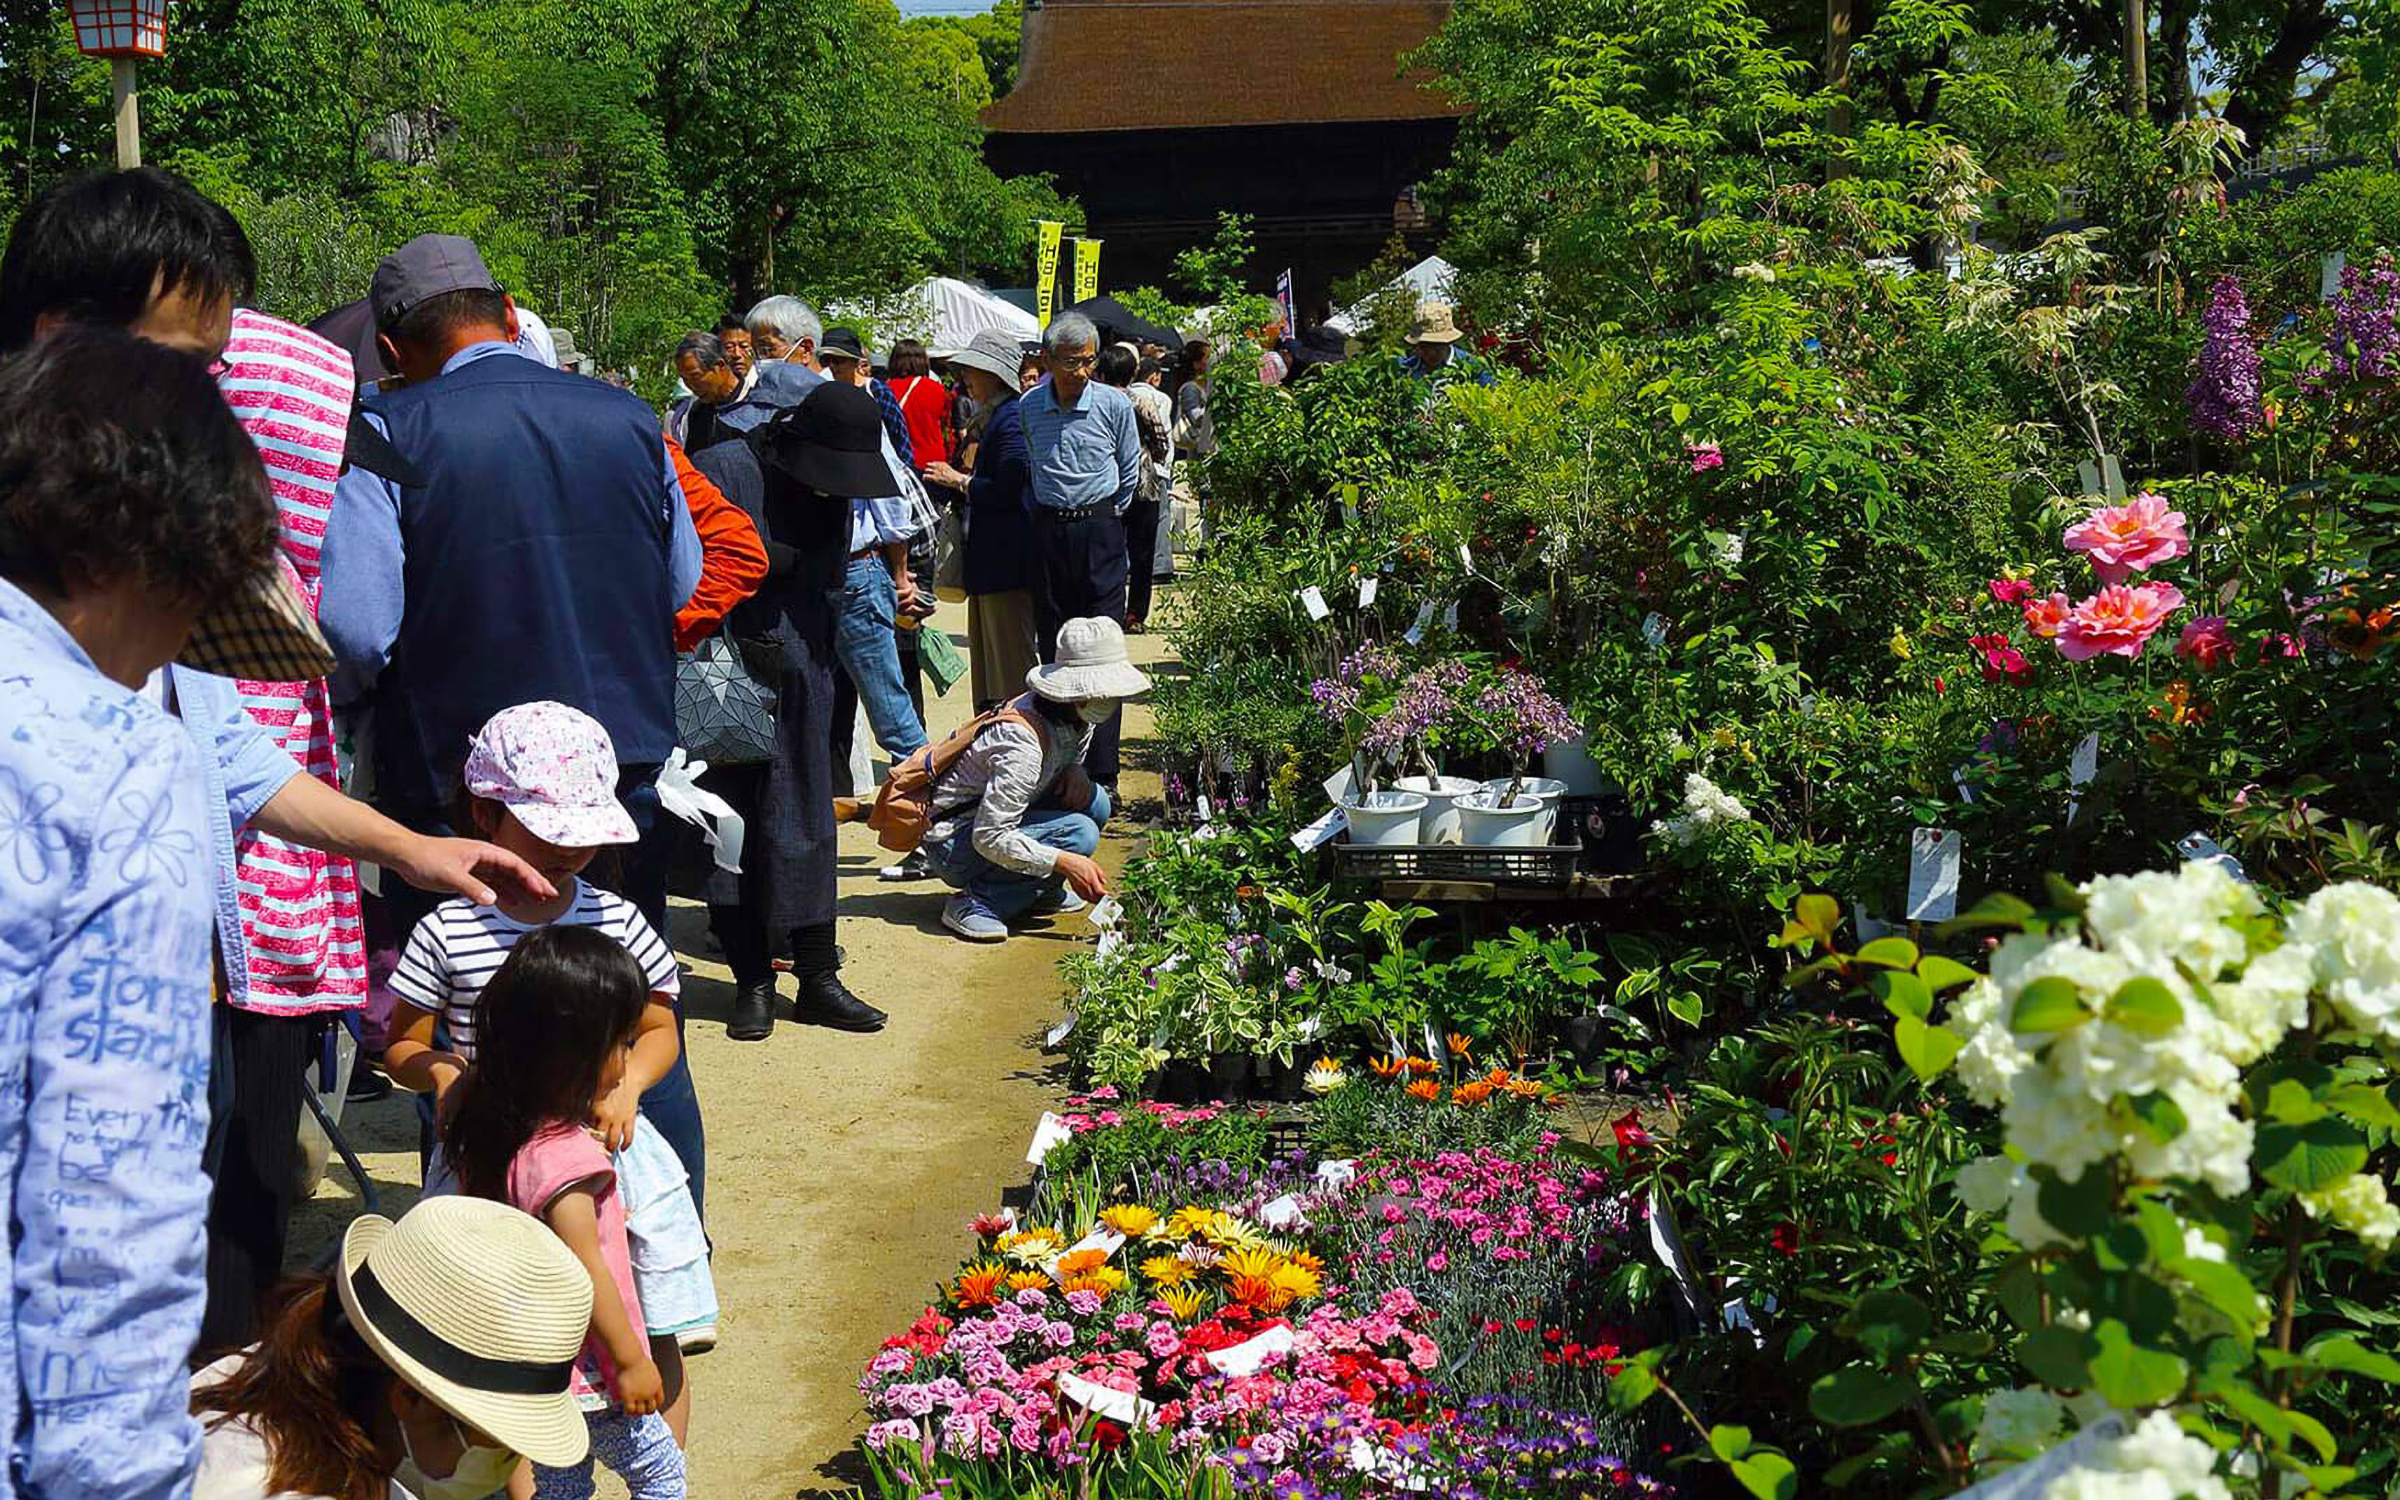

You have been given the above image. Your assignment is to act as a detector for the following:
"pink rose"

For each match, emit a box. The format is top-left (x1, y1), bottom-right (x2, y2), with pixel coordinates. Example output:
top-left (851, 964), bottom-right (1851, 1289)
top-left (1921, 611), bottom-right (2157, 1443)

top-left (2057, 582), bottom-right (2185, 661)
top-left (2021, 592), bottom-right (2072, 638)
top-left (1987, 577), bottom-right (2036, 605)
top-left (2176, 615), bottom-right (2235, 670)
top-left (2062, 492), bottom-right (2190, 584)
top-left (1687, 442), bottom-right (1724, 473)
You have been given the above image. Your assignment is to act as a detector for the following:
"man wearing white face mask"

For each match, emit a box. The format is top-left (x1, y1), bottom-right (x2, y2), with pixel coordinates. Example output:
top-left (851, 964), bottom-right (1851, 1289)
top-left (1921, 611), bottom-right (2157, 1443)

top-left (918, 616), bottom-right (1149, 941)
top-left (190, 1196), bottom-right (594, 1500)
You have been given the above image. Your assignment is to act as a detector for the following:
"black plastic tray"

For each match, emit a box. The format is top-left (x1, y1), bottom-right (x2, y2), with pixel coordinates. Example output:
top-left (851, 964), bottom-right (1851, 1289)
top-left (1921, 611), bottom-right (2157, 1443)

top-left (1329, 834), bottom-right (1582, 885)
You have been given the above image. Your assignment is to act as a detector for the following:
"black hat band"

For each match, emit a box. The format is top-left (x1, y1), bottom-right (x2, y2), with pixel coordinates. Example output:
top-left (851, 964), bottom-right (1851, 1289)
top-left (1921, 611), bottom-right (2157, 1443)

top-left (350, 1264), bottom-right (578, 1397)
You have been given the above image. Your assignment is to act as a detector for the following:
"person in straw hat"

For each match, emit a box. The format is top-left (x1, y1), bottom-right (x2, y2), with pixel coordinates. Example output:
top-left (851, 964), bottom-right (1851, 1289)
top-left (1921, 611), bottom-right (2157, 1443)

top-left (1398, 300), bottom-right (1494, 389)
top-left (918, 616), bottom-right (1150, 942)
top-left (191, 1195), bottom-right (594, 1499)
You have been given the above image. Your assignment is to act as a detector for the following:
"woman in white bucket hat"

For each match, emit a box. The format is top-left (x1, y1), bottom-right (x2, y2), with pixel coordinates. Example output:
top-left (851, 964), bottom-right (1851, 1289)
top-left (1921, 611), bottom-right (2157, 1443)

top-left (191, 1195), bottom-right (593, 1499)
top-left (917, 616), bottom-right (1151, 941)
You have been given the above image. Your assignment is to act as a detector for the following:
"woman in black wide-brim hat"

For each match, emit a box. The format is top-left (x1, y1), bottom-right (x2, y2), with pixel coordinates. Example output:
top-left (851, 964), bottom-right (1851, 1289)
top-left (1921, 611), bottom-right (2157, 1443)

top-left (703, 380), bottom-right (898, 1042)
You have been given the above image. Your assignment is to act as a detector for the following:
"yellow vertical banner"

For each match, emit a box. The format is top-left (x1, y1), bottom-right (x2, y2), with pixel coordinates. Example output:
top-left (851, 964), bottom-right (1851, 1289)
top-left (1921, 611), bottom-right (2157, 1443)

top-left (1073, 237), bottom-right (1102, 303)
top-left (1034, 220), bottom-right (1064, 329)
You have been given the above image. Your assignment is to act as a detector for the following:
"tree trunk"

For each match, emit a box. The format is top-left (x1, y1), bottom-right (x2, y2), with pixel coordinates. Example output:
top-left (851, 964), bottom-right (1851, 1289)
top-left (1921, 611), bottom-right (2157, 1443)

top-left (2222, 0), bottom-right (2339, 154)
top-left (2152, 0), bottom-right (2195, 124)
top-left (2123, 0), bottom-right (2148, 119)
top-left (1826, 0), bottom-right (1854, 177)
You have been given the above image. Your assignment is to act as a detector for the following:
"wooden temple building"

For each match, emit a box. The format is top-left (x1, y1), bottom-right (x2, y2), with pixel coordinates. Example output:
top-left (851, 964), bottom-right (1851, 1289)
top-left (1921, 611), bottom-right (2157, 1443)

top-left (979, 0), bottom-right (1463, 307)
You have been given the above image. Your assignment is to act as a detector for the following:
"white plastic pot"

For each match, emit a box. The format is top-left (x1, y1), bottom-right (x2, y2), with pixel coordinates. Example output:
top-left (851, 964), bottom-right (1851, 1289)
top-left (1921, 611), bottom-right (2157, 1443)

top-left (1542, 733), bottom-right (1610, 795)
top-left (1342, 790), bottom-right (1429, 847)
top-left (1455, 787), bottom-right (1551, 847)
top-left (1392, 774), bottom-right (1480, 845)
top-left (1479, 776), bottom-right (1567, 839)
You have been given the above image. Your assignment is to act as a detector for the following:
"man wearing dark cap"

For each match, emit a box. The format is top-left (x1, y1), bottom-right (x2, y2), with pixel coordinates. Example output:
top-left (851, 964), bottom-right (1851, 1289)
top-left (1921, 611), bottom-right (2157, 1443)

top-left (318, 232), bottom-right (713, 1191)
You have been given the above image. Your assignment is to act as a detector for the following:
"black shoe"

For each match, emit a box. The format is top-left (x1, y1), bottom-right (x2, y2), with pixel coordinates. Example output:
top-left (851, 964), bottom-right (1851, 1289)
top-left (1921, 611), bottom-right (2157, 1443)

top-left (792, 970), bottom-right (887, 1032)
top-left (727, 979), bottom-right (779, 1041)
top-left (345, 1066), bottom-right (394, 1103)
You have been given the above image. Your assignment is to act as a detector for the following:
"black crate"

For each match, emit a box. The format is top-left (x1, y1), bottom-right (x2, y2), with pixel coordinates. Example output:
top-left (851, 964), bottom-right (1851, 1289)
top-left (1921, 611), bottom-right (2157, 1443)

top-left (1330, 835), bottom-right (1583, 885)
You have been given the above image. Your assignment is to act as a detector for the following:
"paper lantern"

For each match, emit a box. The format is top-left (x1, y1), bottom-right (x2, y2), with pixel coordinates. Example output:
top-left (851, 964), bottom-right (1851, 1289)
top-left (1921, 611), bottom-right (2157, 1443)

top-left (68, 0), bottom-right (171, 59)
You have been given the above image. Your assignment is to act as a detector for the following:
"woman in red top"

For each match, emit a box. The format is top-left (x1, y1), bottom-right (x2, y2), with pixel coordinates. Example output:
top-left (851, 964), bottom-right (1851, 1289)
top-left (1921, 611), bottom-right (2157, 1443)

top-left (887, 339), bottom-right (952, 471)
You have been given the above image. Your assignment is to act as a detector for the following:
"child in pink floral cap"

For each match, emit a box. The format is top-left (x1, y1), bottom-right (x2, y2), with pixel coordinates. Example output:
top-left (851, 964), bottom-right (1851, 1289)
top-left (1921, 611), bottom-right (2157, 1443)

top-left (379, 701), bottom-right (716, 1450)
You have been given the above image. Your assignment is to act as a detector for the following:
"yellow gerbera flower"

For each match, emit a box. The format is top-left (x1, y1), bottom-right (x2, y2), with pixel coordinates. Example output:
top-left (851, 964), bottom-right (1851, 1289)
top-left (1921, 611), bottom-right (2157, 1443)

top-left (1197, 1212), bottom-right (1258, 1251)
top-left (1142, 1254), bottom-right (1197, 1287)
top-left (1098, 1205), bottom-right (1161, 1237)
top-left (1158, 1285), bottom-right (1210, 1322)
top-left (1166, 1206), bottom-right (1223, 1240)
top-left (1285, 1249), bottom-right (1325, 1276)
top-left (1221, 1246), bottom-right (1282, 1283)
top-left (1270, 1260), bottom-right (1322, 1304)
top-left (1006, 1271), bottom-right (1053, 1293)
top-left (951, 1262), bottom-right (1007, 1309)
top-left (998, 1226), bottom-right (1066, 1267)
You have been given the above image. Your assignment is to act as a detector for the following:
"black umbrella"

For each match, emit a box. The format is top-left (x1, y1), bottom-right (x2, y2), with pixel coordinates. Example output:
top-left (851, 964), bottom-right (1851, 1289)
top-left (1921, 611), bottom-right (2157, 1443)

top-left (1063, 295), bottom-right (1180, 350)
top-left (307, 297), bottom-right (392, 383)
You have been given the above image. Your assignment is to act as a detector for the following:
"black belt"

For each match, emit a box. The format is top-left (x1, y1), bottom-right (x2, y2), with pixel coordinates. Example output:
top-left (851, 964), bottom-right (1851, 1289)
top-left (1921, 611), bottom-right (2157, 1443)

top-left (1040, 502), bottom-right (1113, 522)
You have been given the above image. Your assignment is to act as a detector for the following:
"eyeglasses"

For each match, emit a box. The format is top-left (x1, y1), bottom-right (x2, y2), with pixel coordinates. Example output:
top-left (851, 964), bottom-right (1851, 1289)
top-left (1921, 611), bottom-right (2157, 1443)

top-left (1054, 351), bottom-right (1098, 371)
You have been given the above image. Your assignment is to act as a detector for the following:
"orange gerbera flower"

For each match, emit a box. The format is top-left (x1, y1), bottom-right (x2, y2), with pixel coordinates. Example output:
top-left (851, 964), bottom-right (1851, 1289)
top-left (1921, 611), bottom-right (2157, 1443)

top-left (1061, 1266), bottom-right (1131, 1297)
top-left (1006, 1271), bottom-right (1054, 1293)
top-left (951, 1262), bottom-right (1007, 1309)
top-left (1054, 1249), bottom-right (1109, 1279)
top-left (1405, 1078), bottom-right (1443, 1102)
top-left (1446, 1033), bottom-right (1474, 1059)
top-left (1231, 1274), bottom-right (1294, 1311)
top-left (1405, 1056), bottom-right (1440, 1077)
top-left (1286, 1249), bottom-right (1325, 1275)
top-left (1485, 1065), bottom-right (1512, 1086)
top-left (1370, 1055), bottom-right (1407, 1079)
top-left (1453, 1080), bottom-right (1495, 1106)
top-left (1502, 1078), bottom-right (1547, 1100)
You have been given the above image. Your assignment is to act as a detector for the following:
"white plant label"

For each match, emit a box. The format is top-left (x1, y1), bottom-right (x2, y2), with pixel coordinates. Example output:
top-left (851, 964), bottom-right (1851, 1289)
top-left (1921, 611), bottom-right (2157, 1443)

top-left (1205, 1325), bottom-right (1297, 1377)
top-left (1457, 542), bottom-right (1474, 574)
top-left (1315, 1158), bottom-right (1357, 1188)
top-left (1025, 1112), bottom-right (1072, 1167)
top-left (1290, 806), bottom-right (1346, 851)
top-left (1853, 903), bottom-right (1895, 943)
top-left (1641, 613), bottom-right (1669, 649)
top-left (1055, 1370), bottom-right (1156, 1425)
top-left (2067, 731), bottom-right (2100, 820)
top-left (2177, 830), bottom-right (2250, 883)
top-left (1195, 793), bottom-right (1212, 821)
top-left (1298, 585), bottom-right (1331, 621)
top-left (1087, 894), bottom-right (1124, 931)
top-left (1257, 1193), bottom-right (1306, 1231)
top-left (1044, 1012), bottom-right (1078, 1048)
top-left (1323, 765), bottom-right (1355, 805)
top-left (2100, 454), bottom-right (2126, 502)
top-left (2077, 460), bottom-right (2102, 497)
top-left (1441, 600), bottom-right (1459, 631)
top-left (1906, 827), bottom-right (1962, 922)
top-left (2322, 251), bottom-right (2346, 302)
top-left (1404, 599), bottom-right (1436, 645)
top-left (1096, 930), bottom-right (1124, 961)
top-left (1357, 575), bottom-right (1378, 607)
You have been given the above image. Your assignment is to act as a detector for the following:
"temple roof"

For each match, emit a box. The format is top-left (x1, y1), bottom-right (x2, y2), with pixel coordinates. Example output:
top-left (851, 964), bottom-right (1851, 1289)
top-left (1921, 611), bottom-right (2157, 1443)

top-left (980, 0), bottom-right (1461, 135)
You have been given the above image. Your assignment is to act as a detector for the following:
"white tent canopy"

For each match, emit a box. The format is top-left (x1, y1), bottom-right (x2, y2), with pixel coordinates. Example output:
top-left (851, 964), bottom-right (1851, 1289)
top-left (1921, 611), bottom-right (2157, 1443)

top-left (1323, 255), bottom-right (1458, 336)
top-left (828, 276), bottom-right (1038, 357)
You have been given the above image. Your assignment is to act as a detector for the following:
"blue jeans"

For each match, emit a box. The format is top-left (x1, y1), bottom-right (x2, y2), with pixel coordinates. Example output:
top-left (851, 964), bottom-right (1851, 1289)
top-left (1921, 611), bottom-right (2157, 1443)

top-left (835, 556), bottom-right (928, 761)
top-left (924, 786), bottom-right (1112, 921)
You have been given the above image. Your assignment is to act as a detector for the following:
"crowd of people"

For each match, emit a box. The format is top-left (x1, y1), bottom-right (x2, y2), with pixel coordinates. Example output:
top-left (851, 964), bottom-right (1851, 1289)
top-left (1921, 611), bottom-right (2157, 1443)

top-left (0, 164), bottom-right (1174, 1500)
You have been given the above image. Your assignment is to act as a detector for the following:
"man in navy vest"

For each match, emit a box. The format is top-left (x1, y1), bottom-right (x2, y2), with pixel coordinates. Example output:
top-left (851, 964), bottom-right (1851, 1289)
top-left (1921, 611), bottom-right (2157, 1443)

top-left (319, 233), bottom-right (709, 1194)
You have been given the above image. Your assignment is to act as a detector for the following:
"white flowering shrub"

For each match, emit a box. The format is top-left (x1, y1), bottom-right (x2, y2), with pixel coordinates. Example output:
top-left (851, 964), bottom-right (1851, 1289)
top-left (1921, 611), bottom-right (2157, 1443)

top-left (1910, 863), bottom-right (2400, 1498)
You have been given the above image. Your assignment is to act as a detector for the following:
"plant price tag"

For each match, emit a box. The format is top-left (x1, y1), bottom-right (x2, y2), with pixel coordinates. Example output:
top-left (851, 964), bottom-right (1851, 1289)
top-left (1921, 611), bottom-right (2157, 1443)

top-left (2100, 454), bottom-right (2126, 501)
top-left (1403, 600), bottom-right (1437, 645)
top-left (1358, 575), bottom-right (1378, 607)
top-left (1087, 894), bottom-right (1124, 930)
top-left (1257, 1193), bottom-right (1307, 1230)
top-left (2067, 732), bottom-right (2099, 819)
top-left (1315, 1158), bottom-right (1358, 1188)
top-left (1298, 585), bottom-right (1331, 621)
top-left (1205, 1324), bottom-right (1297, 1377)
top-left (2176, 830), bottom-right (2250, 883)
top-left (1055, 1370), bottom-right (1157, 1425)
top-left (1323, 764), bottom-right (1356, 804)
top-left (1044, 1011), bottom-right (1078, 1048)
top-left (1905, 827), bottom-right (1962, 921)
top-left (2323, 250), bottom-right (2347, 302)
top-left (1025, 1111), bottom-right (1073, 1166)
top-left (1290, 806), bottom-right (1346, 851)
top-left (1641, 613), bottom-right (1669, 649)
top-left (1442, 600), bottom-right (1459, 631)
top-left (2077, 460), bottom-right (2102, 497)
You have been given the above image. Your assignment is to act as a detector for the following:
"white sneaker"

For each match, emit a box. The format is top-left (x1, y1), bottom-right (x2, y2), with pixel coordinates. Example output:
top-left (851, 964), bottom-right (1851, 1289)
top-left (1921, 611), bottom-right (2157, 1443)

top-left (676, 1324), bottom-right (718, 1356)
top-left (943, 897), bottom-right (1009, 942)
top-left (879, 850), bottom-right (931, 882)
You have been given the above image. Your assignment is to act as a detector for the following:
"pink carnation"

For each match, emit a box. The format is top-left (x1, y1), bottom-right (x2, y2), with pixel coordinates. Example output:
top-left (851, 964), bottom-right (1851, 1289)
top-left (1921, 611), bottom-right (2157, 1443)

top-left (2063, 492), bottom-right (2190, 585)
top-left (2176, 615), bottom-right (2235, 670)
top-left (2056, 582), bottom-right (2185, 661)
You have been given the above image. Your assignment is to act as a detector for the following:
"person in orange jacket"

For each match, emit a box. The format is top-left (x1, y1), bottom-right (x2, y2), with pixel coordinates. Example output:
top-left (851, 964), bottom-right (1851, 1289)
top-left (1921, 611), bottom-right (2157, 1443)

top-left (667, 435), bottom-right (769, 651)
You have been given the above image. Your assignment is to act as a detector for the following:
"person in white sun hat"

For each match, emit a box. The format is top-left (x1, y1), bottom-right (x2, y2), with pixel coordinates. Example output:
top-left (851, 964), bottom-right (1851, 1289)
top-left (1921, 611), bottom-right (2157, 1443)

top-left (918, 616), bottom-right (1151, 942)
top-left (190, 1194), bottom-right (593, 1499)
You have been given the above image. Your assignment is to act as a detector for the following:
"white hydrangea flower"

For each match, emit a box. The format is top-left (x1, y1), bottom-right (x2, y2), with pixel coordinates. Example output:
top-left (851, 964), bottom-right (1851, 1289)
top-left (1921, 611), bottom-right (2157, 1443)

top-left (2300, 1172), bottom-right (2400, 1250)
top-left (1653, 774), bottom-right (1751, 850)
top-left (2080, 864), bottom-right (2256, 988)
top-left (2003, 1175), bottom-right (2074, 1251)
top-left (1973, 1387), bottom-right (2067, 1459)
top-left (1953, 1155), bottom-right (2020, 1214)
top-left (2045, 1412), bottom-right (2230, 1500)
top-left (2287, 883), bottom-right (2400, 1041)
top-left (1948, 978), bottom-right (2032, 1107)
top-left (2180, 1226), bottom-right (2227, 1265)
top-left (2207, 942), bottom-right (2314, 1066)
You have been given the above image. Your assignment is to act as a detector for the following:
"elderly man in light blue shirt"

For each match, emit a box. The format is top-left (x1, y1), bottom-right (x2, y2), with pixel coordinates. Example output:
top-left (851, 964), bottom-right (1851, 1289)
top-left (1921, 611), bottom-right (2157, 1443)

top-left (1017, 310), bottom-right (1141, 788)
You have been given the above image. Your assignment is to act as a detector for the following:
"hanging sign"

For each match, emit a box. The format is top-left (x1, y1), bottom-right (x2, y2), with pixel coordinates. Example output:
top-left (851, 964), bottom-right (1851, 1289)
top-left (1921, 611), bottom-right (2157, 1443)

top-left (1034, 220), bottom-right (1065, 330)
top-left (1073, 237), bottom-right (1102, 304)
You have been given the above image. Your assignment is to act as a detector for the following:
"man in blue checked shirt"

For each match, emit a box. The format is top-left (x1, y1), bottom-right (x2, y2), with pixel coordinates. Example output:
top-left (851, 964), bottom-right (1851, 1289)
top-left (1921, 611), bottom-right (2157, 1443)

top-left (1017, 310), bottom-right (1141, 789)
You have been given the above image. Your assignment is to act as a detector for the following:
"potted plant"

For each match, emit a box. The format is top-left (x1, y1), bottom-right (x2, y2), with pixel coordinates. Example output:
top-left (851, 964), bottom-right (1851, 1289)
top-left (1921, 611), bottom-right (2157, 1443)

top-left (1368, 660), bottom-right (1481, 843)
top-left (1310, 643), bottom-right (1427, 845)
top-left (1455, 666), bottom-right (1579, 845)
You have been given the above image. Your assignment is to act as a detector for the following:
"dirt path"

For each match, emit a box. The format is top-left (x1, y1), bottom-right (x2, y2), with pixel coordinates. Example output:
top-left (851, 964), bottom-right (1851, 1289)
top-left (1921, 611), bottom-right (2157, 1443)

top-left (291, 604), bottom-right (1170, 1498)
